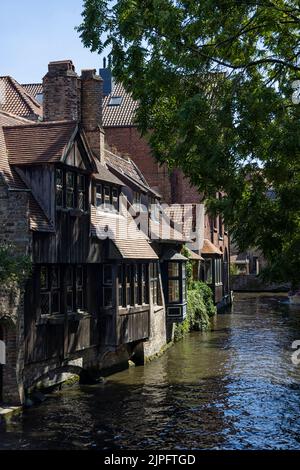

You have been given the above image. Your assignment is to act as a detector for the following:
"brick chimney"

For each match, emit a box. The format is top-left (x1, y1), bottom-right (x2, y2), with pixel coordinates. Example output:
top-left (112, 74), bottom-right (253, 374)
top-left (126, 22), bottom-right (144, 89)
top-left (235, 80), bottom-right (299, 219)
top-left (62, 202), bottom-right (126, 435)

top-left (81, 69), bottom-right (105, 164)
top-left (43, 60), bottom-right (81, 122)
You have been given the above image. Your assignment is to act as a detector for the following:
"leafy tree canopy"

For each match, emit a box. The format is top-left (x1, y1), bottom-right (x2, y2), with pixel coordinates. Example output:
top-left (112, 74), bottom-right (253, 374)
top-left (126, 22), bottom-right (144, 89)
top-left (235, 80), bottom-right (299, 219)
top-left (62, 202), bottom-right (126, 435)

top-left (78, 0), bottom-right (300, 285)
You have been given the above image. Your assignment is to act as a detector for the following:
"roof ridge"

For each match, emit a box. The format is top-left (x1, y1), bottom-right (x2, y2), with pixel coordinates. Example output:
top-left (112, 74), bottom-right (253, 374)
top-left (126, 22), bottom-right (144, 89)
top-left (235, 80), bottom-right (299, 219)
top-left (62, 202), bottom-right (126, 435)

top-left (3, 119), bottom-right (77, 129)
top-left (0, 109), bottom-right (32, 123)
top-left (8, 76), bottom-right (41, 115)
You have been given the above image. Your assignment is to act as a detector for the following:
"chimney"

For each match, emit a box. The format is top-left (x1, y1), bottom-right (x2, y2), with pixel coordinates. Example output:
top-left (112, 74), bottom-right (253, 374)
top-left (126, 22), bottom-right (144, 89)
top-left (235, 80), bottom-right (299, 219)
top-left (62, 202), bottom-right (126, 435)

top-left (81, 69), bottom-right (105, 164)
top-left (99, 57), bottom-right (114, 96)
top-left (43, 60), bottom-right (81, 122)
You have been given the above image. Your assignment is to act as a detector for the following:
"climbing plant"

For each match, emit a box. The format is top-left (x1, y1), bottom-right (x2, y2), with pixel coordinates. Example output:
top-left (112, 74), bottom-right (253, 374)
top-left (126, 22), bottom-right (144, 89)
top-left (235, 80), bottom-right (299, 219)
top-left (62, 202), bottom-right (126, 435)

top-left (0, 244), bottom-right (31, 287)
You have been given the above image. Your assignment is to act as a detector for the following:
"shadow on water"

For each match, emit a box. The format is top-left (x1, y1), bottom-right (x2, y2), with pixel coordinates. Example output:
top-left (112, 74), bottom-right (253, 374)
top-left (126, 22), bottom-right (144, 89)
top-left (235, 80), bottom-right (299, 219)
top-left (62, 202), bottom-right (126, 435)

top-left (1, 293), bottom-right (300, 450)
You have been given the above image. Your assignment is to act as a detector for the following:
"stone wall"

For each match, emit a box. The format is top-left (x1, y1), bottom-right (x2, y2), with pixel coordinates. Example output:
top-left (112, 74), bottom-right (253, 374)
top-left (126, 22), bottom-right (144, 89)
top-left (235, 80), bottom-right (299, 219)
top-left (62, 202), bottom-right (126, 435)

top-left (143, 306), bottom-right (167, 359)
top-left (0, 177), bottom-right (31, 404)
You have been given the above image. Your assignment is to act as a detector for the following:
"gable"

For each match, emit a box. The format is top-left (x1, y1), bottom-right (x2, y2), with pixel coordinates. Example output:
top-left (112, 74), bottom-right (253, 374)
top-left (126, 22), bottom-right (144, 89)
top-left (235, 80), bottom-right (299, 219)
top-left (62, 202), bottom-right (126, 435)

top-left (65, 141), bottom-right (87, 170)
top-left (62, 132), bottom-right (96, 173)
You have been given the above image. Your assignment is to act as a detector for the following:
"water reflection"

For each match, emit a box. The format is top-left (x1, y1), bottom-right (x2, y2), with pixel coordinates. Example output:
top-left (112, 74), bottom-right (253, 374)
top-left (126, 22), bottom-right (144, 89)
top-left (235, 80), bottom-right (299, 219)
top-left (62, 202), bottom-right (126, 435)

top-left (1, 293), bottom-right (300, 450)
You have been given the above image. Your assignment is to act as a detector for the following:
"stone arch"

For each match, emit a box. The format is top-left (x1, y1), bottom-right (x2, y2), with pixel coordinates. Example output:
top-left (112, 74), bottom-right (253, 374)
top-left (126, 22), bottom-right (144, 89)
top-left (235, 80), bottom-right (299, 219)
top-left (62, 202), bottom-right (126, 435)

top-left (25, 363), bottom-right (99, 393)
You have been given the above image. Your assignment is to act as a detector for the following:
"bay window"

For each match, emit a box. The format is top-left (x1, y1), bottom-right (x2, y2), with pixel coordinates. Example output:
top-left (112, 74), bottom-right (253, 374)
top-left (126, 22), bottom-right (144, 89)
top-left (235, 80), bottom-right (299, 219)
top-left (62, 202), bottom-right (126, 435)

top-left (55, 167), bottom-right (88, 212)
top-left (116, 263), bottom-right (150, 309)
top-left (168, 262), bottom-right (181, 303)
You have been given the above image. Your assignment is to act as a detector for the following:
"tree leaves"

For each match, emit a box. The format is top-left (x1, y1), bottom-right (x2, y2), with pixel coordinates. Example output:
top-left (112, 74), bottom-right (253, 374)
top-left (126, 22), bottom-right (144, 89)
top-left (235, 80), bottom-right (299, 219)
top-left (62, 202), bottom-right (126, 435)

top-left (78, 0), bottom-right (300, 284)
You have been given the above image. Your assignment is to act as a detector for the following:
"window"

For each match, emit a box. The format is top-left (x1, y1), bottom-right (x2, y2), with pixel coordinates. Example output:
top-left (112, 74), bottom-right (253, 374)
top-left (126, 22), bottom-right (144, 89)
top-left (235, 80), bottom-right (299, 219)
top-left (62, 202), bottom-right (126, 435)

top-left (215, 258), bottom-right (223, 285)
top-left (112, 187), bottom-right (119, 211)
top-left (77, 174), bottom-right (86, 211)
top-left (103, 264), bottom-right (113, 307)
top-left (182, 263), bottom-right (187, 302)
top-left (150, 198), bottom-right (160, 222)
top-left (55, 168), bottom-right (88, 211)
top-left (108, 96), bottom-right (123, 106)
top-left (167, 262), bottom-right (180, 303)
top-left (55, 169), bottom-right (63, 208)
top-left (218, 215), bottom-right (223, 239)
top-left (104, 186), bottom-right (111, 210)
top-left (133, 191), bottom-right (141, 210)
top-left (95, 184), bottom-right (102, 208)
top-left (204, 259), bottom-right (213, 284)
top-left (66, 172), bottom-right (75, 208)
top-left (35, 92), bottom-right (44, 104)
top-left (138, 264), bottom-right (148, 305)
top-left (40, 265), bottom-right (61, 316)
top-left (150, 263), bottom-right (159, 305)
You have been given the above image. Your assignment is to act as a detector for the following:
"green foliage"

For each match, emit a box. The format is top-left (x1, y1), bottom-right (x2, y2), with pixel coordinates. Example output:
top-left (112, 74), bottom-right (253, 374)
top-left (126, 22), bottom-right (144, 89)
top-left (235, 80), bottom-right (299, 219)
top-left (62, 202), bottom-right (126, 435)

top-left (181, 245), bottom-right (193, 288)
top-left (230, 264), bottom-right (240, 276)
top-left (0, 244), bottom-right (32, 287)
top-left (78, 1), bottom-right (300, 285)
top-left (173, 281), bottom-right (216, 341)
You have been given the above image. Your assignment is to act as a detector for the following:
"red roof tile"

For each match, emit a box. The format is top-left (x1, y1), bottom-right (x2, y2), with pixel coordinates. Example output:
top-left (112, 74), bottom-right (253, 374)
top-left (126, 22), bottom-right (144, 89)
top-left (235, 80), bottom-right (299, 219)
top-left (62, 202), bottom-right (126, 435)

top-left (201, 239), bottom-right (222, 255)
top-left (21, 83), bottom-right (43, 101)
top-left (4, 121), bottom-right (77, 165)
top-left (0, 111), bottom-right (54, 232)
top-left (0, 77), bottom-right (42, 120)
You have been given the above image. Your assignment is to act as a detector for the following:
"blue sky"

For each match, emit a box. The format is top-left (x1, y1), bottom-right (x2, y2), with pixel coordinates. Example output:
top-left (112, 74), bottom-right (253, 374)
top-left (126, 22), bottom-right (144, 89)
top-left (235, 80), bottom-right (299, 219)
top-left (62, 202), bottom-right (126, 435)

top-left (0, 0), bottom-right (102, 83)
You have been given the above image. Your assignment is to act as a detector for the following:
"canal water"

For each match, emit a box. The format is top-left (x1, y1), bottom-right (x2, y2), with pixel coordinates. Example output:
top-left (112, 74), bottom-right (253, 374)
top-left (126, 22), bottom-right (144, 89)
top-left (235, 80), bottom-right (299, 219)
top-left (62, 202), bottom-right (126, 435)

top-left (1, 293), bottom-right (300, 450)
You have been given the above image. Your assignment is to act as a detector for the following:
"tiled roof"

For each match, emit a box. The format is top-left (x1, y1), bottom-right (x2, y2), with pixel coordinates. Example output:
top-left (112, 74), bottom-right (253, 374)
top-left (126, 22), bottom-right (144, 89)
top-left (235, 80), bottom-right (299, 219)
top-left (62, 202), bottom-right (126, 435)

top-left (103, 83), bottom-right (138, 127)
top-left (4, 121), bottom-right (77, 165)
top-left (22, 81), bottom-right (137, 127)
top-left (0, 76), bottom-right (42, 120)
top-left (201, 239), bottom-right (222, 255)
top-left (164, 204), bottom-right (196, 240)
top-left (149, 215), bottom-right (188, 243)
top-left (90, 206), bottom-right (158, 259)
top-left (0, 111), bottom-right (29, 189)
top-left (21, 83), bottom-right (43, 100)
top-left (92, 157), bottom-right (124, 186)
top-left (105, 148), bottom-right (160, 196)
top-left (0, 111), bottom-right (54, 232)
top-left (185, 247), bottom-right (204, 260)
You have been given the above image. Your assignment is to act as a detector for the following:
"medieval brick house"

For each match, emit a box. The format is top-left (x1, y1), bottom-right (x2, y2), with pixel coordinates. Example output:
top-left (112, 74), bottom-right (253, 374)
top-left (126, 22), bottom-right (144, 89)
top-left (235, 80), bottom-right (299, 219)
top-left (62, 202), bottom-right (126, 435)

top-left (99, 66), bottom-right (230, 307)
top-left (0, 61), bottom-right (188, 405)
top-left (20, 65), bottom-right (231, 307)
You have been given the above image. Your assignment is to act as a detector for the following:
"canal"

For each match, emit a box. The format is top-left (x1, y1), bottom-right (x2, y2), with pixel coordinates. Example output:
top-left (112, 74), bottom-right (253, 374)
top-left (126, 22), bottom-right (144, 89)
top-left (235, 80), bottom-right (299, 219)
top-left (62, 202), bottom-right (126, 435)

top-left (1, 293), bottom-right (300, 450)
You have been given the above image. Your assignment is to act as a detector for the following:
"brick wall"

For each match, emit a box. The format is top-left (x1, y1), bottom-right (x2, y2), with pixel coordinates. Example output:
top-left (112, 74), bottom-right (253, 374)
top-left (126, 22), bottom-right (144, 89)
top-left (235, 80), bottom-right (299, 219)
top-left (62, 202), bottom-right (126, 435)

top-left (104, 127), bottom-right (173, 202)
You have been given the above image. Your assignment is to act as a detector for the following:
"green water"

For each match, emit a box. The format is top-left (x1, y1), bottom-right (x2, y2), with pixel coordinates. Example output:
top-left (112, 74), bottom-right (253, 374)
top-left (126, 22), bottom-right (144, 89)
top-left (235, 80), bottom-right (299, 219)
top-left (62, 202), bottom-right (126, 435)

top-left (1, 293), bottom-right (300, 450)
